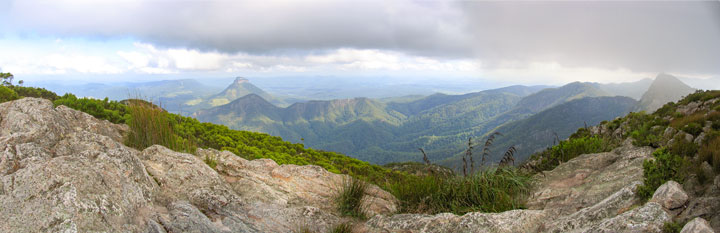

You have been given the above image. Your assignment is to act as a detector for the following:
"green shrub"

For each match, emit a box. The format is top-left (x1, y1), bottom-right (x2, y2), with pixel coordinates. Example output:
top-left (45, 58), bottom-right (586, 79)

top-left (390, 167), bottom-right (531, 215)
top-left (637, 148), bottom-right (687, 201)
top-left (10, 86), bottom-right (59, 101)
top-left (530, 136), bottom-right (615, 172)
top-left (0, 85), bottom-right (19, 103)
top-left (682, 123), bottom-right (703, 136)
top-left (54, 94), bottom-right (130, 124)
top-left (336, 178), bottom-right (368, 219)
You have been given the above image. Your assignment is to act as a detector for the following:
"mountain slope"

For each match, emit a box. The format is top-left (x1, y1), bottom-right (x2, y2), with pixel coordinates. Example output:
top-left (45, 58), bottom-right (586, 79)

top-left (194, 82), bottom-right (613, 164)
top-left (636, 73), bottom-right (695, 112)
top-left (593, 78), bottom-right (653, 100)
top-left (474, 96), bottom-right (637, 163)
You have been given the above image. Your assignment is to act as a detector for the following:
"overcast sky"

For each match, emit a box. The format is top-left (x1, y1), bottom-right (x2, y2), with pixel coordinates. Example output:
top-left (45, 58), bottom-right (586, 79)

top-left (1, 0), bottom-right (718, 85)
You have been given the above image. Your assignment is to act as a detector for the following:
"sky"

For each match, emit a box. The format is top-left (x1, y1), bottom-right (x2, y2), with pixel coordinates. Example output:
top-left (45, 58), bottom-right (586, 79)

top-left (0, 0), bottom-right (719, 86)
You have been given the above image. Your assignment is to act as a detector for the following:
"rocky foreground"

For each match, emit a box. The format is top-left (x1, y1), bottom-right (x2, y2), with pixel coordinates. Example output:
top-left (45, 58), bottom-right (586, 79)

top-left (1, 98), bottom-right (717, 232)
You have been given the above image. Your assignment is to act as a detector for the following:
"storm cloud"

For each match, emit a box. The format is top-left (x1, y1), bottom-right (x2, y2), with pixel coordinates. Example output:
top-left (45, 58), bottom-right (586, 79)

top-left (2, 0), bottom-right (719, 75)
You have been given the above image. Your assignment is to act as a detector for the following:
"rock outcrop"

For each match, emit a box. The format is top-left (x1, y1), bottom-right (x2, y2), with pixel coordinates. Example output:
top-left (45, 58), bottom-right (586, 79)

top-left (0, 98), bottom-right (395, 233)
top-left (362, 139), bottom-right (675, 233)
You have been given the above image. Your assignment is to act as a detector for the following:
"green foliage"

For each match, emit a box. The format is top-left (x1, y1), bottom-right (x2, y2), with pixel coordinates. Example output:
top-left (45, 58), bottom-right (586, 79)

top-left (677, 89), bottom-right (720, 105)
top-left (10, 86), bottom-right (59, 101)
top-left (668, 135), bottom-right (698, 158)
top-left (662, 220), bottom-right (685, 233)
top-left (389, 167), bottom-right (531, 215)
top-left (335, 178), bottom-right (367, 219)
top-left (682, 123), bottom-right (703, 136)
top-left (530, 135), bottom-right (615, 172)
top-left (0, 72), bottom-right (13, 86)
top-left (671, 112), bottom-right (705, 130)
top-left (53, 94), bottom-right (130, 124)
top-left (625, 112), bottom-right (668, 147)
top-left (637, 148), bottom-right (686, 201)
top-left (0, 85), bottom-right (19, 103)
top-left (654, 102), bottom-right (677, 117)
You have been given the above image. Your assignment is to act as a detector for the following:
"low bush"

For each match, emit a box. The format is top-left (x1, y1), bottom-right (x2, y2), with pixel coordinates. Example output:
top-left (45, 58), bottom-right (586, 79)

top-left (10, 86), bottom-right (59, 101)
top-left (668, 135), bottom-right (698, 158)
top-left (637, 148), bottom-right (687, 201)
top-left (0, 85), bottom-right (19, 103)
top-left (530, 136), bottom-right (615, 172)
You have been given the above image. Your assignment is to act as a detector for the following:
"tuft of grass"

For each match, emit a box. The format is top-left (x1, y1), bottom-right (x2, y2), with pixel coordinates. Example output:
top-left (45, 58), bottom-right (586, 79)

top-left (124, 100), bottom-right (194, 153)
top-left (204, 154), bottom-right (218, 170)
top-left (390, 166), bottom-right (531, 215)
top-left (699, 135), bottom-right (720, 173)
top-left (336, 178), bottom-right (368, 219)
top-left (330, 222), bottom-right (353, 233)
top-left (637, 148), bottom-right (687, 201)
top-left (671, 112), bottom-right (705, 130)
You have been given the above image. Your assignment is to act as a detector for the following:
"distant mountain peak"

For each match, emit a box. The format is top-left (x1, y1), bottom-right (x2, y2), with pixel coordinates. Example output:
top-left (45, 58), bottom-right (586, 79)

top-left (636, 73), bottom-right (695, 112)
top-left (233, 77), bottom-right (250, 85)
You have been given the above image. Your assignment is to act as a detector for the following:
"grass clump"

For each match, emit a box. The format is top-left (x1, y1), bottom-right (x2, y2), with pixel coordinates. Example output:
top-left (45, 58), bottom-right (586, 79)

top-left (336, 178), bottom-right (368, 219)
top-left (124, 100), bottom-right (194, 153)
top-left (662, 220), bottom-right (685, 233)
top-left (390, 167), bottom-right (531, 215)
top-left (637, 148), bottom-right (687, 201)
top-left (204, 154), bottom-right (218, 170)
top-left (699, 135), bottom-right (720, 173)
top-left (330, 222), bottom-right (353, 233)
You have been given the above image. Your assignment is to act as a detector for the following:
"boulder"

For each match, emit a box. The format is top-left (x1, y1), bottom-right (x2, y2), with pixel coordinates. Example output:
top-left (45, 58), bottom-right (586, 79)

top-left (526, 142), bottom-right (652, 216)
top-left (589, 202), bottom-right (671, 233)
top-left (680, 217), bottom-right (715, 233)
top-left (650, 181), bottom-right (689, 210)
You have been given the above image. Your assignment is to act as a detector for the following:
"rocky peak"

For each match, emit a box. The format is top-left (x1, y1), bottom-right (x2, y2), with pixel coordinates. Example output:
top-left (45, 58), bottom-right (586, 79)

top-left (0, 97), bottom-right (395, 233)
top-left (233, 77), bottom-right (249, 85)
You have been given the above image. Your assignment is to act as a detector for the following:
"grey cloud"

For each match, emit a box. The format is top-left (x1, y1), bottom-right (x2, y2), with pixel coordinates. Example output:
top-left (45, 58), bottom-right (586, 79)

top-left (4, 0), bottom-right (720, 75)
top-left (460, 1), bottom-right (720, 75)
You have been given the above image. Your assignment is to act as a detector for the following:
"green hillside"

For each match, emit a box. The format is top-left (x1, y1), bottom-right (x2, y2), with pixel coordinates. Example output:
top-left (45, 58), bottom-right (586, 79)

top-left (193, 83), bottom-right (612, 165)
top-left (439, 96), bottom-right (638, 168)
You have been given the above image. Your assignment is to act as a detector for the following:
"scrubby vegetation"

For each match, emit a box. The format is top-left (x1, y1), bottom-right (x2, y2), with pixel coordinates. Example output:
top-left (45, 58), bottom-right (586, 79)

top-left (527, 134), bottom-right (616, 172)
top-left (389, 166), bottom-right (531, 215)
top-left (637, 148), bottom-right (687, 201)
top-left (526, 89), bottom-right (720, 202)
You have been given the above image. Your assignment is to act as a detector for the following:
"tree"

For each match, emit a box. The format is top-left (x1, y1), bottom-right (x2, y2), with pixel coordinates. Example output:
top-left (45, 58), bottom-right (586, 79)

top-left (1, 72), bottom-right (14, 86)
top-left (18, 80), bottom-right (24, 86)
